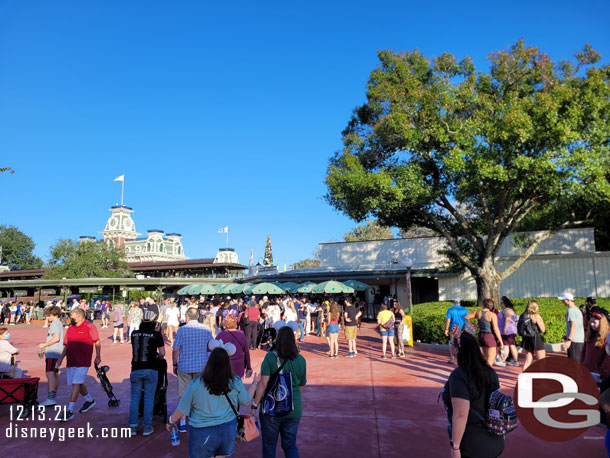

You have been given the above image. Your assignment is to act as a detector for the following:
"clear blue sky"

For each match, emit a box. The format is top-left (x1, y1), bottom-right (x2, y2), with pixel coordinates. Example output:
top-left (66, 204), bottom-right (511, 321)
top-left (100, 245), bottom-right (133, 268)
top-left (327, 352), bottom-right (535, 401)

top-left (1, 0), bottom-right (609, 267)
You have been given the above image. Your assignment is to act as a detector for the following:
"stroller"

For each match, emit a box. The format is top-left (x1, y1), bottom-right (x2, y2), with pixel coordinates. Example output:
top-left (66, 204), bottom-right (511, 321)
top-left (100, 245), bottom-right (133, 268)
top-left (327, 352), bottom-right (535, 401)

top-left (139, 357), bottom-right (168, 423)
top-left (95, 363), bottom-right (120, 407)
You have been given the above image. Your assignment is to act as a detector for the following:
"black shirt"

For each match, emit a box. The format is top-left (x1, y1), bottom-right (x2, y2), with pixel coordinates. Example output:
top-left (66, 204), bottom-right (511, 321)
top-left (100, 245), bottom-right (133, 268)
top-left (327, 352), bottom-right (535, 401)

top-left (344, 305), bottom-right (358, 327)
top-left (444, 366), bottom-right (504, 458)
top-left (131, 323), bottom-right (164, 371)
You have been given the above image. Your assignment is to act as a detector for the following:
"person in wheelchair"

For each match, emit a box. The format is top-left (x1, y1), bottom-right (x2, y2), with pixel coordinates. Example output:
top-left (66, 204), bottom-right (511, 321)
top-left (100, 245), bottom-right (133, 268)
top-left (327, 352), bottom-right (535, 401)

top-left (0, 327), bottom-right (21, 378)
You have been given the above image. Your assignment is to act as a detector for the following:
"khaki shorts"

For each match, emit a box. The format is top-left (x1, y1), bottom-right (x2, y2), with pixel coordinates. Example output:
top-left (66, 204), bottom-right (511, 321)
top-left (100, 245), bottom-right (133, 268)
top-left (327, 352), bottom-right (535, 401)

top-left (344, 325), bottom-right (358, 340)
top-left (178, 371), bottom-right (199, 397)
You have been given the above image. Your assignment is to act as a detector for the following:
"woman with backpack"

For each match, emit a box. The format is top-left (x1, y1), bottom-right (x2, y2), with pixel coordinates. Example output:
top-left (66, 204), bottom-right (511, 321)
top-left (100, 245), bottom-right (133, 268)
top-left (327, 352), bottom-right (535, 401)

top-left (251, 325), bottom-right (307, 458)
top-left (326, 302), bottom-right (341, 358)
top-left (470, 299), bottom-right (504, 367)
top-left (443, 331), bottom-right (505, 458)
top-left (497, 297), bottom-right (519, 367)
top-left (519, 300), bottom-right (546, 371)
top-left (377, 304), bottom-right (396, 359)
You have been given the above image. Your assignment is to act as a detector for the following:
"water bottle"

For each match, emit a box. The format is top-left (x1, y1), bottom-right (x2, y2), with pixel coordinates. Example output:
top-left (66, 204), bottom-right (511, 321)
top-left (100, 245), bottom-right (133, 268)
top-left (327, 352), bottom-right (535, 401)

top-left (178, 420), bottom-right (187, 433)
top-left (170, 425), bottom-right (180, 447)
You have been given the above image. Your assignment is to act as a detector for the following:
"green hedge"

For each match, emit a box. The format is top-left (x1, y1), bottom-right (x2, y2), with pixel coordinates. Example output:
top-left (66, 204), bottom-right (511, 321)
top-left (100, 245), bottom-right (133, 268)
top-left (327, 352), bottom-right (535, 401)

top-left (411, 298), bottom-right (610, 345)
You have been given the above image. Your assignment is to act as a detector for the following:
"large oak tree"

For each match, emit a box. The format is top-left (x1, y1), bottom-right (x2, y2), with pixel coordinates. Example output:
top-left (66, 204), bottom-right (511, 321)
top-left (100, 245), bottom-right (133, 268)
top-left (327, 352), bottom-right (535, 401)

top-left (326, 41), bottom-right (610, 305)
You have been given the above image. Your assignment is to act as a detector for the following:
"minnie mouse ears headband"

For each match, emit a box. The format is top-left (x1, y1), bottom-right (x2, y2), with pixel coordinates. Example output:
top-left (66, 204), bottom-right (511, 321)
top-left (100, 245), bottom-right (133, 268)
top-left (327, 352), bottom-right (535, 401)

top-left (208, 339), bottom-right (236, 356)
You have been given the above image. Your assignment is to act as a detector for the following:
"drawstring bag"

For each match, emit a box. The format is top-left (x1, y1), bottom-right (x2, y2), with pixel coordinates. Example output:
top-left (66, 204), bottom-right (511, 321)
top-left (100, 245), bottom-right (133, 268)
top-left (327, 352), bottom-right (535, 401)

top-left (262, 353), bottom-right (294, 417)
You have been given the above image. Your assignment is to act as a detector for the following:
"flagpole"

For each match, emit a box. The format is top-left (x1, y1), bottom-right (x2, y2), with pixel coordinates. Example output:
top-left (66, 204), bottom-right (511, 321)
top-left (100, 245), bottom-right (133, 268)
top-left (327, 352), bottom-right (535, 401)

top-left (226, 227), bottom-right (229, 248)
top-left (121, 173), bottom-right (124, 206)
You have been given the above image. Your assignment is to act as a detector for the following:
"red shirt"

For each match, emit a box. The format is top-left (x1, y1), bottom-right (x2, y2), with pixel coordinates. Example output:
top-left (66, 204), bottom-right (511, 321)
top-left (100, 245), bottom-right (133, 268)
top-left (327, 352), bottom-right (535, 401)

top-left (247, 306), bottom-right (260, 322)
top-left (64, 321), bottom-right (99, 367)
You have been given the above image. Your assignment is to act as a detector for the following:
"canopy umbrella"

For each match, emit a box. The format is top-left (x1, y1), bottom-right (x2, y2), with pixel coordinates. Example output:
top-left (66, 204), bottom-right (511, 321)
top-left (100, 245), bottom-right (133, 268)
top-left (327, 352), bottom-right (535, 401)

top-left (177, 285), bottom-right (192, 295)
top-left (296, 283), bottom-right (318, 293)
top-left (214, 284), bottom-right (228, 292)
top-left (343, 280), bottom-right (373, 291)
top-left (242, 284), bottom-right (256, 295)
top-left (311, 280), bottom-right (354, 294)
top-left (186, 284), bottom-right (205, 295)
top-left (196, 284), bottom-right (218, 295)
top-left (224, 283), bottom-right (246, 294)
top-left (250, 283), bottom-right (286, 295)
top-left (280, 282), bottom-right (300, 293)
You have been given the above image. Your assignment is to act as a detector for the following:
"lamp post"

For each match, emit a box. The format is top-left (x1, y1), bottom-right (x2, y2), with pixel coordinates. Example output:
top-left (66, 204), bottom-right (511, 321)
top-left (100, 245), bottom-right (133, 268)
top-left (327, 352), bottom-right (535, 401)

top-left (404, 258), bottom-right (413, 316)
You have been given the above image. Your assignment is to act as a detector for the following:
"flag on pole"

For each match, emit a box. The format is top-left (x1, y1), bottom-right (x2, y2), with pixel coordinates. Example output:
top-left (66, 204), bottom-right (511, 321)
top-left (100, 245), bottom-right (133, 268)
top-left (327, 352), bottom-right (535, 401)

top-left (113, 174), bottom-right (124, 182)
top-left (217, 226), bottom-right (228, 233)
top-left (249, 249), bottom-right (253, 266)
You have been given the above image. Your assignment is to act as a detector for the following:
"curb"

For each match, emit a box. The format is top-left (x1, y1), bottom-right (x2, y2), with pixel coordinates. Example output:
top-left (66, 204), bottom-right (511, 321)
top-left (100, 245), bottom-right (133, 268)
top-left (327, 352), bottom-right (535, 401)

top-left (414, 341), bottom-right (565, 354)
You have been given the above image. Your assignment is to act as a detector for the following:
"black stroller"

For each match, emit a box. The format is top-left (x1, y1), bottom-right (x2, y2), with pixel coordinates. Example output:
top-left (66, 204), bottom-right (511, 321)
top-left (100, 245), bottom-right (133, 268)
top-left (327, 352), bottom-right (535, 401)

top-left (139, 357), bottom-right (168, 423)
top-left (94, 363), bottom-right (120, 407)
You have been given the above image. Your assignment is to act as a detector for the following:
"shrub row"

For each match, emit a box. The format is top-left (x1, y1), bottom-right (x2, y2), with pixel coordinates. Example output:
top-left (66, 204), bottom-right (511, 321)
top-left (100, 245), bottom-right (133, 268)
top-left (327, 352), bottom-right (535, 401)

top-left (411, 297), bottom-right (610, 345)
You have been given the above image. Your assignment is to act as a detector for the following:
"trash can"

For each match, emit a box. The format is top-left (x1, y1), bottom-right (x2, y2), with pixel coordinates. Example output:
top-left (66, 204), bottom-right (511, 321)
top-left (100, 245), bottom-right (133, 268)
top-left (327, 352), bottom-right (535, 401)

top-left (403, 315), bottom-right (414, 347)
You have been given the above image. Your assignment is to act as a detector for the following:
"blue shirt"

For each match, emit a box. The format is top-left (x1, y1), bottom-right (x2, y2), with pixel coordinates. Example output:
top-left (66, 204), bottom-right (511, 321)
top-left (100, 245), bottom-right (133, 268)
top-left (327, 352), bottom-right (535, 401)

top-left (446, 305), bottom-right (469, 330)
top-left (173, 321), bottom-right (214, 373)
top-left (177, 375), bottom-right (250, 427)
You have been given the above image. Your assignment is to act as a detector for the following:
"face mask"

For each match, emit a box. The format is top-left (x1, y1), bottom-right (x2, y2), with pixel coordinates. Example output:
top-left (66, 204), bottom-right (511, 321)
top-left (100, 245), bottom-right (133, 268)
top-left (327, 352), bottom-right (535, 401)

top-left (5, 333), bottom-right (10, 340)
top-left (70, 318), bottom-right (76, 326)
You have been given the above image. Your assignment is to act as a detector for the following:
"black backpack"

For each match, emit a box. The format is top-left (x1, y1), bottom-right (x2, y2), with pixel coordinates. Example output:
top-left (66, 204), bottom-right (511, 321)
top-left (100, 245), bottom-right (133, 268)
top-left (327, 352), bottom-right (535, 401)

top-left (517, 314), bottom-right (536, 338)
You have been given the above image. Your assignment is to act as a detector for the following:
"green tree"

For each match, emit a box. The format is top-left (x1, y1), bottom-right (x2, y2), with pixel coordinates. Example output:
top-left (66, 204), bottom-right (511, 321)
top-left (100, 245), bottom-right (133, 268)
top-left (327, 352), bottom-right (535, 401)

top-left (45, 238), bottom-right (132, 279)
top-left (326, 41), bottom-right (610, 305)
top-left (0, 225), bottom-right (43, 270)
top-left (343, 220), bottom-right (395, 242)
top-left (291, 258), bottom-right (321, 269)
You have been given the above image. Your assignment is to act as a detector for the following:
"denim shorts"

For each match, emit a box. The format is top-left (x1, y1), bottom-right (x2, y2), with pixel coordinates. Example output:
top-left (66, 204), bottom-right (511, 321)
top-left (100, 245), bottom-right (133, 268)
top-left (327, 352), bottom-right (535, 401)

top-left (188, 418), bottom-right (238, 458)
top-left (328, 323), bottom-right (339, 334)
top-left (381, 328), bottom-right (395, 337)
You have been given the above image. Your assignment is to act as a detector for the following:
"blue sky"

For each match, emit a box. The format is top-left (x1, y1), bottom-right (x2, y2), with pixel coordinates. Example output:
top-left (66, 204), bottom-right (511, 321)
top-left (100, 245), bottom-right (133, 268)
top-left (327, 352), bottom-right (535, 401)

top-left (1, 0), bottom-right (609, 268)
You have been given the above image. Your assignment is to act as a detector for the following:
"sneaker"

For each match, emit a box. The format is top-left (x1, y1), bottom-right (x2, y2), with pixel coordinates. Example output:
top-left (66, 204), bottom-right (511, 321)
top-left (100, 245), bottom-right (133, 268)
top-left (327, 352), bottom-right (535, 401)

top-left (79, 400), bottom-right (96, 413)
top-left (399, 352), bottom-right (405, 358)
top-left (391, 355), bottom-right (396, 359)
top-left (332, 355), bottom-right (338, 359)
top-left (495, 360), bottom-right (506, 367)
top-left (353, 350), bottom-right (358, 355)
top-left (142, 426), bottom-right (154, 436)
top-left (344, 352), bottom-right (353, 357)
top-left (507, 361), bottom-right (520, 367)
top-left (130, 426), bottom-right (138, 436)
top-left (59, 410), bottom-right (74, 422)
top-left (40, 398), bottom-right (57, 406)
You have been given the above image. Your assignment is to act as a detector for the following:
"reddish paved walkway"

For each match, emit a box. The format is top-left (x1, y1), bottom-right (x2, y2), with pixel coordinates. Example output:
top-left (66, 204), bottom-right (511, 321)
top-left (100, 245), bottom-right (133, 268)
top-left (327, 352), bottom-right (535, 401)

top-left (0, 322), bottom-right (606, 457)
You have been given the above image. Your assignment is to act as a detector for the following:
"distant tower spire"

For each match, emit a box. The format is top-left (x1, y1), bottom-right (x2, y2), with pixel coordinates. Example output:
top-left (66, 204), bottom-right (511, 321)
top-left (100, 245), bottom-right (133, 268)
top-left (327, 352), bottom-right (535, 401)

top-left (263, 234), bottom-right (274, 266)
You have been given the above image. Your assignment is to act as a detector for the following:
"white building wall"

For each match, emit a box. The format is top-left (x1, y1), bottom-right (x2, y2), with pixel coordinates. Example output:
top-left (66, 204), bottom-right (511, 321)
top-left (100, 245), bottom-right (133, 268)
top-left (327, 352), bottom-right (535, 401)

top-left (438, 253), bottom-right (610, 300)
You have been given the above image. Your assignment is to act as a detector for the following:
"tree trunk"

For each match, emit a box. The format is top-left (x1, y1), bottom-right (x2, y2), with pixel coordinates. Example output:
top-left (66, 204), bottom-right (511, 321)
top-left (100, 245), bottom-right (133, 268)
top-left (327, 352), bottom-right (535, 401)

top-left (474, 263), bottom-right (502, 307)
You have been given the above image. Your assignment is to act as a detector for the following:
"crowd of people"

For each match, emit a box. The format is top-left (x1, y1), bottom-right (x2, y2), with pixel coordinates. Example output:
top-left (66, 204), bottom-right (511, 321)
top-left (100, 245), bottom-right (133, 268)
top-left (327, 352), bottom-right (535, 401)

top-left (2, 290), bottom-right (610, 457)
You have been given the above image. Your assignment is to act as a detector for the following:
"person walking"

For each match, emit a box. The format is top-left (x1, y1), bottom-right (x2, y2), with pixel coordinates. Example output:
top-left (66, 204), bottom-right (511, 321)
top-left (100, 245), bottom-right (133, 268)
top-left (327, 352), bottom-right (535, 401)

top-left (167, 343), bottom-right (260, 458)
top-left (392, 300), bottom-right (406, 358)
top-left (559, 292), bottom-right (585, 361)
top-left (110, 303), bottom-right (126, 344)
top-left (55, 308), bottom-right (101, 422)
top-left (172, 307), bottom-right (214, 432)
top-left (127, 301), bottom-right (143, 344)
top-left (129, 310), bottom-right (165, 436)
top-left (442, 332), bottom-right (504, 458)
top-left (581, 306), bottom-right (610, 381)
top-left (377, 304), bottom-right (396, 359)
top-left (245, 301), bottom-right (260, 350)
top-left (470, 299), bottom-right (504, 367)
top-left (165, 301), bottom-right (181, 346)
top-left (251, 326), bottom-right (307, 458)
top-left (344, 298), bottom-right (361, 358)
top-left (444, 299), bottom-right (470, 365)
top-left (296, 300), bottom-right (307, 342)
top-left (497, 297), bottom-right (519, 367)
top-left (519, 300), bottom-right (546, 371)
top-left (216, 314), bottom-right (252, 379)
top-left (327, 302), bottom-right (340, 358)
top-left (38, 306), bottom-right (64, 406)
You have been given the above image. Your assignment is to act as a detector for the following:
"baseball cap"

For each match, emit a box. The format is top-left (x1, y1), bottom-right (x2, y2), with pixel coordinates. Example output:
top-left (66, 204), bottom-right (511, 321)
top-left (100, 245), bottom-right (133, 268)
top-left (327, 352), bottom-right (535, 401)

top-left (263, 296), bottom-right (268, 301)
top-left (557, 292), bottom-right (574, 301)
top-left (453, 298), bottom-right (461, 304)
top-left (145, 297), bottom-right (153, 303)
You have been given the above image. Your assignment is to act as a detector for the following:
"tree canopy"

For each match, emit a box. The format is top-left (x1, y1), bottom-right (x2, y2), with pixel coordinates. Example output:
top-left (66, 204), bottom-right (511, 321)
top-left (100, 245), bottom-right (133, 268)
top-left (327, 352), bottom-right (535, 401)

top-left (326, 41), bottom-right (610, 304)
top-left (0, 225), bottom-right (43, 270)
top-left (343, 220), bottom-right (395, 242)
top-left (44, 239), bottom-right (132, 279)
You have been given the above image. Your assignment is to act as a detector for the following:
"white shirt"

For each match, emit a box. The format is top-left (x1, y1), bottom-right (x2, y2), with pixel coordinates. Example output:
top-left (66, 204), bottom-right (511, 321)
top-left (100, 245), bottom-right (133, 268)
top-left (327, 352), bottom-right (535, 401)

top-left (284, 308), bottom-right (297, 322)
top-left (166, 307), bottom-right (181, 326)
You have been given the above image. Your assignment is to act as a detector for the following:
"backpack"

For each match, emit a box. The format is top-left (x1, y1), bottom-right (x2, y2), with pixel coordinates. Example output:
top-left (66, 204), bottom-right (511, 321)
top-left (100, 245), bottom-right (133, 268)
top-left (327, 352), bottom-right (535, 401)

top-left (262, 353), bottom-right (294, 417)
top-left (517, 314), bottom-right (536, 338)
top-left (110, 310), bottom-right (119, 322)
top-left (472, 390), bottom-right (519, 436)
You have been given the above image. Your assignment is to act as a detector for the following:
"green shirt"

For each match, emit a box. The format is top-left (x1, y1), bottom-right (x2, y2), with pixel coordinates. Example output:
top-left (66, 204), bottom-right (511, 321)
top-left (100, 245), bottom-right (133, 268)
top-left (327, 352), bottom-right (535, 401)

top-left (261, 352), bottom-right (307, 418)
top-left (177, 375), bottom-right (250, 428)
